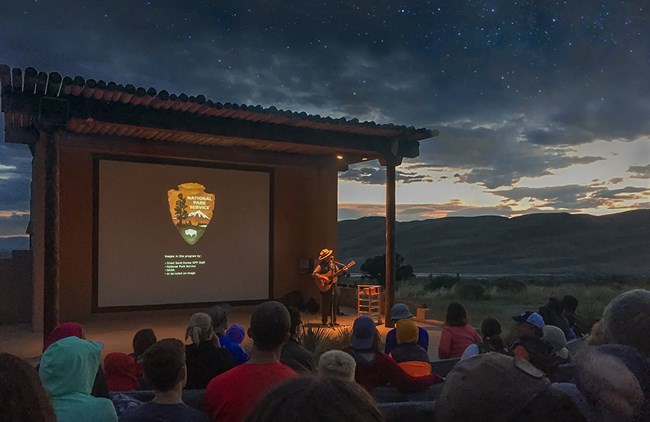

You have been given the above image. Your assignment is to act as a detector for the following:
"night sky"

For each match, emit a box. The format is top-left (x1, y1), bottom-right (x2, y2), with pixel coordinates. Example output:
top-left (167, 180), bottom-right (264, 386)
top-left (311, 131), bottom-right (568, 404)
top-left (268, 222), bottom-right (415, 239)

top-left (1, 1), bottom-right (649, 237)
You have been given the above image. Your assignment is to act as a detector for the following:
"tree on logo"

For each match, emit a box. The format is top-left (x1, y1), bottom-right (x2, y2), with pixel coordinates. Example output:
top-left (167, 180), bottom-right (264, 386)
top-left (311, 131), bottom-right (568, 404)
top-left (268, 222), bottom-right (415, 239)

top-left (174, 193), bottom-right (189, 225)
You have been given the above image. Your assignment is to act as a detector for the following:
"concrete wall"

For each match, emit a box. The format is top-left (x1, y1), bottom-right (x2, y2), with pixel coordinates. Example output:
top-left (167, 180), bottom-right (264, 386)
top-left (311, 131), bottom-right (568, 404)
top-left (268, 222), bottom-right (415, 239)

top-left (38, 136), bottom-right (339, 321)
top-left (0, 250), bottom-right (33, 324)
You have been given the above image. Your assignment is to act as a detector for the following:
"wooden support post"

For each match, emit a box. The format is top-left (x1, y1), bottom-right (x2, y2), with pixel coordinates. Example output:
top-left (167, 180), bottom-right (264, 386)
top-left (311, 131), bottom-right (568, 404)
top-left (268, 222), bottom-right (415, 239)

top-left (43, 133), bottom-right (60, 338)
top-left (385, 163), bottom-right (396, 328)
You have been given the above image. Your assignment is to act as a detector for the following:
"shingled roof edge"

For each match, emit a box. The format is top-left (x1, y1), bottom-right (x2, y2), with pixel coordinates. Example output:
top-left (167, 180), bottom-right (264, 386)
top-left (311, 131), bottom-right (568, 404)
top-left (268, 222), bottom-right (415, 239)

top-left (0, 64), bottom-right (436, 141)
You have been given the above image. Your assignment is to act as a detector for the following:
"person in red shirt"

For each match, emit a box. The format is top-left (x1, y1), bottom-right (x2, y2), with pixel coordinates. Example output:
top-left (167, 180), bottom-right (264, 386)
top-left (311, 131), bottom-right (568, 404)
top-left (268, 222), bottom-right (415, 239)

top-left (437, 302), bottom-right (482, 359)
top-left (203, 301), bottom-right (296, 422)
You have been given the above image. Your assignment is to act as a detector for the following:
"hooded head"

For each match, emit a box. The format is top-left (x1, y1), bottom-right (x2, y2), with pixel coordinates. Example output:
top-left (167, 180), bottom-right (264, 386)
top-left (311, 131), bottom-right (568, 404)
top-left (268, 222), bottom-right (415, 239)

top-left (39, 336), bottom-right (102, 397)
top-left (103, 352), bottom-right (139, 392)
top-left (43, 322), bottom-right (84, 352)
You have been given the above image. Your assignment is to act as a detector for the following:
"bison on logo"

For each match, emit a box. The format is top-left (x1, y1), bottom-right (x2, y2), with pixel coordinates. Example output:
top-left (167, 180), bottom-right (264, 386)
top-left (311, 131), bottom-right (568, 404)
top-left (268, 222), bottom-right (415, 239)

top-left (167, 183), bottom-right (215, 245)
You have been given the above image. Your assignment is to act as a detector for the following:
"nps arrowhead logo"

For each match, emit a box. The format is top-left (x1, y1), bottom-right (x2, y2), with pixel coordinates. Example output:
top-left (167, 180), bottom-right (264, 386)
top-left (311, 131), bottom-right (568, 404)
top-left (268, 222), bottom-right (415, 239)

top-left (167, 183), bottom-right (215, 245)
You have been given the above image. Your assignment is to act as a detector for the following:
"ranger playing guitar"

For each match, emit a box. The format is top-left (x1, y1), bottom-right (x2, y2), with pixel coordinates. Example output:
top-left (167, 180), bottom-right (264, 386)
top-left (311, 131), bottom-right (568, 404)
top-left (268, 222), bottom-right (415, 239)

top-left (312, 248), bottom-right (355, 327)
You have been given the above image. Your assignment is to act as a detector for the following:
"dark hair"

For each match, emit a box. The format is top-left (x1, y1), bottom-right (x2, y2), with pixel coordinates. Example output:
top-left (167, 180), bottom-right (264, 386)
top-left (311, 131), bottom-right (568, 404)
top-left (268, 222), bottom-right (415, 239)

top-left (0, 353), bottom-right (56, 422)
top-left (132, 328), bottom-right (157, 358)
top-left (286, 305), bottom-right (302, 341)
top-left (249, 301), bottom-right (291, 351)
top-left (562, 295), bottom-right (579, 313)
top-left (445, 302), bottom-right (468, 327)
top-left (480, 317), bottom-right (507, 351)
top-left (244, 376), bottom-right (384, 422)
top-left (142, 339), bottom-right (185, 392)
top-left (546, 297), bottom-right (565, 314)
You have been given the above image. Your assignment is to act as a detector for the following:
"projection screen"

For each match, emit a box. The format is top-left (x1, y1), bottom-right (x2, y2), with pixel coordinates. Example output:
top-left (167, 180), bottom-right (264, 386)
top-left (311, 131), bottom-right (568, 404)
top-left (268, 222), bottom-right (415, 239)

top-left (95, 158), bottom-right (271, 308)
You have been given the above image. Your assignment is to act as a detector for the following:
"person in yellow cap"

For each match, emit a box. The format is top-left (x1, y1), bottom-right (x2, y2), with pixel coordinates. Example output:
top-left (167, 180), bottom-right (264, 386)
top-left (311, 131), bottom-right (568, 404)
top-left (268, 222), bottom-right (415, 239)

top-left (312, 248), bottom-right (341, 327)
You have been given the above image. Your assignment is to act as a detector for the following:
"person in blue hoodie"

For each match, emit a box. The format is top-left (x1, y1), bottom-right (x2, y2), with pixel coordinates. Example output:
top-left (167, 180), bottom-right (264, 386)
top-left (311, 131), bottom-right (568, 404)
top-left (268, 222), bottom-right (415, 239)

top-left (39, 336), bottom-right (117, 422)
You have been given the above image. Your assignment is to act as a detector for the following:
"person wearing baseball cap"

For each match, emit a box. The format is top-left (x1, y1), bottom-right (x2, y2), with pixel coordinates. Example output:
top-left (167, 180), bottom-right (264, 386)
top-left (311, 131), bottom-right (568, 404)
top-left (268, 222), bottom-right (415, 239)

top-left (511, 311), bottom-right (556, 375)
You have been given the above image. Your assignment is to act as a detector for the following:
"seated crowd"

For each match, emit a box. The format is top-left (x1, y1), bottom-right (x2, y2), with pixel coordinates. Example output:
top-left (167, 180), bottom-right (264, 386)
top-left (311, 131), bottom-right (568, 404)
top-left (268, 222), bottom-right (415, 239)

top-left (1, 289), bottom-right (648, 421)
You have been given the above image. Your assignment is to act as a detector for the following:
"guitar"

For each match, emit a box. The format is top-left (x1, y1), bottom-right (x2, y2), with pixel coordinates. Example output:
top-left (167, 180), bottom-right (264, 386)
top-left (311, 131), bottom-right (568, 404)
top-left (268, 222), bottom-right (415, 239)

top-left (313, 260), bottom-right (355, 292)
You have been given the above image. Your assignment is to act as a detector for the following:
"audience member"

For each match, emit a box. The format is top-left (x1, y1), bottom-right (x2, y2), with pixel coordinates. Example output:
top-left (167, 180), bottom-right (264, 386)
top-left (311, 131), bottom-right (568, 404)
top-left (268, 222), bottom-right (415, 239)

top-left (539, 297), bottom-right (575, 340)
top-left (347, 315), bottom-right (443, 392)
top-left (207, 304), bottom-right (249, 364)
top-left (389, 319), bottom-right (431, 376)
top-left (130, 328), bottom-right (157, 371)
top-left (204, 301), bottom-right (296, 422)
top-left (0, 352), bottom-right (56, 422)
top-left (602, 289), bottom-right (650, 356)
top-left (39, 336), bottom-right (117, 422)
top-left (280, 305), bottom-right (315, 373)
top-left (435, 352), bottom-right (584, 421)
top-left (43, 322), bottom-right (85, 352)
top-left (554, 345), bottom-right (646, 421)
top-left (461, 317), bottom-right (510, 359)
top-left (542, 325), bottom-right (570, 361)
top-left (561, 295), bottom-right (591, 337)
top-left (244, 376), bottom-right (384, 422)
top-left (438, 302), bottom-right (482, 359)
top-left (184, 312), bottom-right (235, 389)
top-left (119, 339), bottom-right (209, 422)
top-left (225, 324), bottom-right (245, 345)
top-left (511, 311), bottom-right (556, 375)
top-left (586, 319), bottom-right (606, 346)
top-left (384, 303), bottom-right (429, 354)
top-left (41, 322), bottom-right (109, 398)
top-left (317, 350), bottom-right (357, 381)
top-left (104, 352), bottom-right (139, 392)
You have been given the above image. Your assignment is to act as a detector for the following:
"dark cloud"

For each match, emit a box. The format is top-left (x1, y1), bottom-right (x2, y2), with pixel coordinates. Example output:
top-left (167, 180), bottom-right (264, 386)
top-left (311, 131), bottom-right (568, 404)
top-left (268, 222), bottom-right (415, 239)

top-left (419, 125), bottom-right (604, 189)
top-left (489, 184), bottom-right (650, 211)
top-left (608, 177), bottom-right (624, 184)
top-left (628, 164), bottom-right (650, 179)
top-left (340, 165), bottom-right (433, 185)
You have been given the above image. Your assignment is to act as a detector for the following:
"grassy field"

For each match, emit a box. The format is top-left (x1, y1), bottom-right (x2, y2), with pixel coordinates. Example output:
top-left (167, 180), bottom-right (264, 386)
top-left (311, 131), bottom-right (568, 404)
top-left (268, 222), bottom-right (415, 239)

top-left (349, 274), bottom-right (650, 344)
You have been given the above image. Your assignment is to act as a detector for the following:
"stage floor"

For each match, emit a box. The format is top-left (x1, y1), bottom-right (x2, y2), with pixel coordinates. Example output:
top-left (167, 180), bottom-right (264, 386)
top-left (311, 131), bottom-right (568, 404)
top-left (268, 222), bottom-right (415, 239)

top-left (0, 305), bottom-right (443, 363)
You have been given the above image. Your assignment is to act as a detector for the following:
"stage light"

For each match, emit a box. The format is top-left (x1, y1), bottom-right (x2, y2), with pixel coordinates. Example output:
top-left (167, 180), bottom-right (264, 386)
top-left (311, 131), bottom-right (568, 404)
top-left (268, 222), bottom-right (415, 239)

top-left (336, 154), bottom-right (343, 160)
top-left (361, 157), bottom-right (368, 161)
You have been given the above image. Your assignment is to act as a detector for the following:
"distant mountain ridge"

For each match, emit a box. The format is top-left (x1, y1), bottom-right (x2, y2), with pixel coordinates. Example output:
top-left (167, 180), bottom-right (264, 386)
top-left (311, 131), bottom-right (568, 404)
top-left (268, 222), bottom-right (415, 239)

top-left (338, 210), bottom-right (650, 275)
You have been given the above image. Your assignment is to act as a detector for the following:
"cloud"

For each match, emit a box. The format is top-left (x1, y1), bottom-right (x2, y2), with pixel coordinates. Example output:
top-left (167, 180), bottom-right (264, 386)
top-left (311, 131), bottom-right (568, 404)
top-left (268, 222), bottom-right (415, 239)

top-left (419, 124), bottom-right (605, 189)
top-left (628, 164), bottom-right (650, 179)
top-left (0, 141), bottom-right (32, 212)
top-left (489, 184), bottom-right (650, 210)
top-left (339, 165), bottom-right (433, 185)
top-left (0, 212), bottom-right (30, 236)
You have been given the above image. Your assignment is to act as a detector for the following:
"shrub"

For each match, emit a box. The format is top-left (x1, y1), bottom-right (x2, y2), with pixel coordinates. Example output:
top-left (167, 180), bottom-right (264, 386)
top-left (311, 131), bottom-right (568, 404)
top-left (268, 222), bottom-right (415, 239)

top-left (490, 277), bottom-right (527, 294)
top-left (454, 282), bottom-right (487, 300)
top-left (424, 274), bottom-right (459, 291)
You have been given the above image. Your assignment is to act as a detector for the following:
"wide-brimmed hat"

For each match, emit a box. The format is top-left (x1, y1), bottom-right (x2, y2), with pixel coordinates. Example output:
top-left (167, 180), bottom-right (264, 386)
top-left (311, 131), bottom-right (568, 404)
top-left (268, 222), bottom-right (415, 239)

top-left (390, 303), bottom-right (414, 321)
top-left (318, 248), bottom-right (333, 261)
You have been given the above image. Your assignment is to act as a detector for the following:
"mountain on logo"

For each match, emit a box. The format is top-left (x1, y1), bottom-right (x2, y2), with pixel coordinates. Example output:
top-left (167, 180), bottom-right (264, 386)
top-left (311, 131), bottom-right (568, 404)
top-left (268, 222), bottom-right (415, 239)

top-left (188, 210), bottom-right (211, 220)
top-left (167, 182), bottom-right (216, 245)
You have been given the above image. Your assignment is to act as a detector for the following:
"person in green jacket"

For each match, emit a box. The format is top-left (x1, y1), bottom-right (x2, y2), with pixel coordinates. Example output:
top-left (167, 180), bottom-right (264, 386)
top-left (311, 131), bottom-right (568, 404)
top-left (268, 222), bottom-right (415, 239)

top-left (39, 336), bottom-right (117, 422)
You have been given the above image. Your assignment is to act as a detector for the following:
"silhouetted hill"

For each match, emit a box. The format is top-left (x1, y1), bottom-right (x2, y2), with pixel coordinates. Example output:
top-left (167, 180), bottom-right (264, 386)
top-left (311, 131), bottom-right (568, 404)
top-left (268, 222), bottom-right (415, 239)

top-left (338, 210), bottom-right (650, 275)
